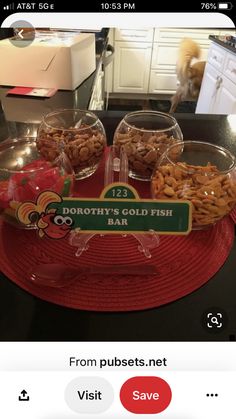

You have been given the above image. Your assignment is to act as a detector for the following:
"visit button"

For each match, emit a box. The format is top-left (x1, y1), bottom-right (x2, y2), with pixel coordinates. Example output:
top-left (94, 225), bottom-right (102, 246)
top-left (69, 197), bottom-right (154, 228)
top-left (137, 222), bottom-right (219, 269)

top-left (120, 376), bottom-right (172, 414)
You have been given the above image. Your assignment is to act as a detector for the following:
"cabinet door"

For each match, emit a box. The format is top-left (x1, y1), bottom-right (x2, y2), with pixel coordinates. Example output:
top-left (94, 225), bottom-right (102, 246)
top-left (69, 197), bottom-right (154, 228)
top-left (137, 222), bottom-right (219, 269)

top-left (217, 75), bottom-right (236, 115)
top-left (115, 29), bottom-right (153, 42)
top-left (208, 44), bottom-right (226, 72)
top-left (151, 44), bottom-right (178, 69)
top-left (113, 42), bottom-right (152, 93)
top-left (223, 50), bottom-right (236, 85)
top-left (149, 70), bottom-right (178, 94)
top-left (196, 63), bottom-right (221, 114)
top-left (154, 28), bottom-right (220, 44)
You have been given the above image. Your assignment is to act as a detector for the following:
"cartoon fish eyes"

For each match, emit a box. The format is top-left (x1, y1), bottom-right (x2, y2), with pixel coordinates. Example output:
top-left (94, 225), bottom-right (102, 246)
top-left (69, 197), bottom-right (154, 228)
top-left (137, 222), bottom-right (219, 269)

top-left (54, 215), bottom-right (73, 226)
top-left (64, 216), bottom-right (73, 226)
top-left (53, 215), bottom-right (64, 225)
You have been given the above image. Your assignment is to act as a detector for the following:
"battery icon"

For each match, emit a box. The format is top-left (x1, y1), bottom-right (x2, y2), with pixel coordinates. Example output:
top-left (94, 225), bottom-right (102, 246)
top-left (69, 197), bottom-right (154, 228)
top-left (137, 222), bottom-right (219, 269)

top-left (218, 2), bottom-right (233, 9)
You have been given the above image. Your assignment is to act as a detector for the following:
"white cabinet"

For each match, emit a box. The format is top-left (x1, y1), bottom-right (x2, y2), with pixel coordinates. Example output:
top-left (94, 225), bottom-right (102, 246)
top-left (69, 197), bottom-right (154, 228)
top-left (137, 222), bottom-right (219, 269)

top-left (196, 42), bottom-right (236, 114)
top-left (153, 28), bottom-right (220, 44)
top-left (217, 76), bottom-right (236, 114)
top-left (208, 43), bottom-right (226, 71)
top-left (148, 28), bottom-right (220, 95)
top-left (149, 69), bottom-right (178, 94)
top-left (195, 63), bottom-right (221, 113)
top-left (113, 41), bottom-right (152, 93)
top-left (109, 28), bottom-right (233, 95)
top-left (112, 29), bottom-right (153, 93)
top-left (224, 53), bottom-right (236, 85)
top-left (115, 28), bottom-right (153, 43)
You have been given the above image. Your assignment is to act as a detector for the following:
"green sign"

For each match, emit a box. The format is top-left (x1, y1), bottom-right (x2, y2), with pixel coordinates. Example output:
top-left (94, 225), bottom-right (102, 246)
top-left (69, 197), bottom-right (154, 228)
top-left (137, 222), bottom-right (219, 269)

top-left (51, 183), bottom-right (192, 235)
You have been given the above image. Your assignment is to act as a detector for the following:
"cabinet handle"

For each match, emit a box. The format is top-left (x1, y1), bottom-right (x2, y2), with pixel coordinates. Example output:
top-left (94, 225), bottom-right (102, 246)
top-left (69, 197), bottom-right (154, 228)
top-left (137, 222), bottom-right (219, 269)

top-left (215, 76), bottom-right (222, 89)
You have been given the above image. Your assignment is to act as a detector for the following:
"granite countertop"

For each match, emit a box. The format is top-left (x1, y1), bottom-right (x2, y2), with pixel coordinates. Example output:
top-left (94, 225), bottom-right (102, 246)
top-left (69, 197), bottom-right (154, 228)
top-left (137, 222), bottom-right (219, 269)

top-left (209, 35), bottom-right (236, 55)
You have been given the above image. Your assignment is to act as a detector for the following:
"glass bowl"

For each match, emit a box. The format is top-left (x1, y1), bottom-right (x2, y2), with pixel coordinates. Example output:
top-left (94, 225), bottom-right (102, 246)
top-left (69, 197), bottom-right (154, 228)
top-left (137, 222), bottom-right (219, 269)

top-left (0, 137), bottom-right (75, 228)
top-left (113, 111), bottom-right (183, 181)
top-left (37, 109), bottom-right (107, 180)
top-left (151, 140), bottom-right (236, 229)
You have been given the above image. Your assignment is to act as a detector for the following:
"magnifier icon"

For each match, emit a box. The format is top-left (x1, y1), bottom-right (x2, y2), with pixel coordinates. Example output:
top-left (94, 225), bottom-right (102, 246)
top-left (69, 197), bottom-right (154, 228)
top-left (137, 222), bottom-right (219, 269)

top-left (210, 316), bottom-right (219, 325)
top-left (205, 309), bottom-right (225, 331)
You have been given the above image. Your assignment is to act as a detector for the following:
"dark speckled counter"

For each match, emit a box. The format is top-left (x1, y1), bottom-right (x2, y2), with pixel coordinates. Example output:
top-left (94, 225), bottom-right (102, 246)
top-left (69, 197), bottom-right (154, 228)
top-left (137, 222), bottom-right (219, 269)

top-left (209, 35), bottom-right (236, 55)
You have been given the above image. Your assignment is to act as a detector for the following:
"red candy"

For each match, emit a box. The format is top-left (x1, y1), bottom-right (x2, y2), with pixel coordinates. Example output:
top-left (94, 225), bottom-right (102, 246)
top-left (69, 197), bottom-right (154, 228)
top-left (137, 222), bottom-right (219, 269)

top-left (0, 159), bottom-right (73, 209)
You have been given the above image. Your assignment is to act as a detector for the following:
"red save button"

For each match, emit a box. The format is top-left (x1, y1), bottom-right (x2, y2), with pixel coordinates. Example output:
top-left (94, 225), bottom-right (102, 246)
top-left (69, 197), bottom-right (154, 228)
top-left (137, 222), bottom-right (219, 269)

top-left (120, 376), bottom-right (172, 414)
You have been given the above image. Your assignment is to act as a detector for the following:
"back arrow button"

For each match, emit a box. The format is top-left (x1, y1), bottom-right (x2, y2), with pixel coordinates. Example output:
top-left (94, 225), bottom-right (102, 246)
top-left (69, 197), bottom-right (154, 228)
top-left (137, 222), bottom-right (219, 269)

top-left (18, 29), bottom-right (24, 39)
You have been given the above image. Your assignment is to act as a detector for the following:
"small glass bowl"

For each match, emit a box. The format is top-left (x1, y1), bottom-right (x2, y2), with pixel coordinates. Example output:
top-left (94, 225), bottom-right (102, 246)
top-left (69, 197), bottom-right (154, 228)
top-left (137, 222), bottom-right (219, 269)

top-left (37, 109), bottom-right (107, 180)
top-left (151, 140), bottom-right (236, 229)
top-left (113, 111), bottom-right (183, 181)
top-left (0, 137), bottom-right (75, 228)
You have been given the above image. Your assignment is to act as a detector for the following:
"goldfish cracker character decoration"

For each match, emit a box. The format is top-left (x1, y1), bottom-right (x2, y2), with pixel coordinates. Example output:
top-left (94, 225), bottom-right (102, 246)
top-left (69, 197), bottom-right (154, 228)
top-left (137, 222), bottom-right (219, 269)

top-left (17, 191), bottom-right (74, 239)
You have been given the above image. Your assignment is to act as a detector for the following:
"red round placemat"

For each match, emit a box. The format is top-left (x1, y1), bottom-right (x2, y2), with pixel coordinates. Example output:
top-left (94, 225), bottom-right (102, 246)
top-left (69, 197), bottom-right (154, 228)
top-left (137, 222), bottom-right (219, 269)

top-left (0, 216), bottom-right (234, 311)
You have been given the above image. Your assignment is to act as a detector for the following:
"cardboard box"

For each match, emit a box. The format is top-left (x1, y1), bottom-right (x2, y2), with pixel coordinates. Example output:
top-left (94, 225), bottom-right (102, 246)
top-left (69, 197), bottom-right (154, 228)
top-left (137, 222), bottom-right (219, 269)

top-left (0, 32), bottom-right (96, 91)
